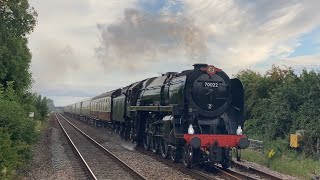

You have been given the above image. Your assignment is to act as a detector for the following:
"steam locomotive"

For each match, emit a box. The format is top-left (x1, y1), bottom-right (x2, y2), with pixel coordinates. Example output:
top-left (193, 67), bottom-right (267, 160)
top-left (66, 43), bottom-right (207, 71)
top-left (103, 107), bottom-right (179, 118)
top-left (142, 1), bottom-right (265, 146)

top-left (64, 64), bottom-right (249, 169)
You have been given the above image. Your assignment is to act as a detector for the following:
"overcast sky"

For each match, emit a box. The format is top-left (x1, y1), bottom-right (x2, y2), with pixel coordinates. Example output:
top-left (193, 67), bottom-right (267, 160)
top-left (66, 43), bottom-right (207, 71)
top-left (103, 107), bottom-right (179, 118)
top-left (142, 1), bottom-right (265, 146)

top-left (28, 0), bottom-right (320, 106)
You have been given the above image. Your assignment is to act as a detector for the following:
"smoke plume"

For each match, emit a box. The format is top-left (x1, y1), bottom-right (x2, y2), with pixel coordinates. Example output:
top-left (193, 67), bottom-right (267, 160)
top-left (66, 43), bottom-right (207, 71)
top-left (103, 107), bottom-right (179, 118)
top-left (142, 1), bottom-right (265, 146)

top-left (33, 42), bottom-right (80, 85)
top-left (96, 8), bottom-right (207, 70)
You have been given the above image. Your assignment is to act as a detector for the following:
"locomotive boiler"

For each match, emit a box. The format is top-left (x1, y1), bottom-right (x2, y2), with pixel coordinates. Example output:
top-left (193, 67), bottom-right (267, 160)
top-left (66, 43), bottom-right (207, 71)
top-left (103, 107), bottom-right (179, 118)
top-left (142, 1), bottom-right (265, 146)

top-left (64, 63), bottom-right (249, 169)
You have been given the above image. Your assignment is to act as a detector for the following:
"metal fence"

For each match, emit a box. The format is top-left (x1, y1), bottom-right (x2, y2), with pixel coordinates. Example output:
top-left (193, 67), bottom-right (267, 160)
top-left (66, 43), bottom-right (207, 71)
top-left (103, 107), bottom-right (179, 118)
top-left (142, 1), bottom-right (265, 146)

top-left (248, 139), bottom-right (263, 152)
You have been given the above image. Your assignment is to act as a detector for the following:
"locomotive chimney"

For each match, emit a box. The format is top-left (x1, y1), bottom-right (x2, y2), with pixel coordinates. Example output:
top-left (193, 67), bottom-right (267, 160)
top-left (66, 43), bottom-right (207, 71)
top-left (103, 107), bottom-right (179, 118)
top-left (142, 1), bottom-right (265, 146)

top-left (193, 63), bottom-right (208, 70)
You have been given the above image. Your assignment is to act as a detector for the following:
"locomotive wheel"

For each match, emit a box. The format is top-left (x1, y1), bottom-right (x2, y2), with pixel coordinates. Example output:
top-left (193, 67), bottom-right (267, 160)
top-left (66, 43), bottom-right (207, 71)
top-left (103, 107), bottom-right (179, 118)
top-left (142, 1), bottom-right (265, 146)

top-left (118, 127), bottom-right (122, 136)
top-left (132, 140), bottom-right (138, 149)
top-left (113, 125), bottom-right (117, 134)
top-left (160, 139), bottom-right (169, 158)
top-left (119, 126), bottom-right (126, 139)
top-left (143, 134), bottom-right (150, 150)
top-left (151, 137), bottom-right (159, 154)
top-left (221, 160), bottom-right (230, 169)
top-left (123, 129), bottom-right (129, 140)
top-left (131, 134), bottom-right (139, 149)
top-left (183, 146), bottom-right (193, 168)
top-left (170, 147), bottom-right (182, 163)
top-left (107, 125), bottom-right (113, 134)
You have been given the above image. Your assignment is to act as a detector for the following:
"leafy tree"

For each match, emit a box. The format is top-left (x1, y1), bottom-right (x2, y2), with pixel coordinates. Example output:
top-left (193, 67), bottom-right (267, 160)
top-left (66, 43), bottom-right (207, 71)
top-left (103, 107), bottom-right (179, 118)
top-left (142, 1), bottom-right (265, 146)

top-left (19, 92), bottom-right (49, 121)
top-left (0, 0), bottom-right (37, 36)
top-left (47, 98), bottom-right (55, 112)
top-left (40, 96), bottom-right (49, 119)
top-left (0, 83), bottom-right (4, 99)
top-left (238, 66), bottom-right (320, 157)
top-left (4, 81), bottom-right (18, 101)
top-left (0, 1), bottom-right (39, 178)
top-left (0, 0), bottom-right (37, 95)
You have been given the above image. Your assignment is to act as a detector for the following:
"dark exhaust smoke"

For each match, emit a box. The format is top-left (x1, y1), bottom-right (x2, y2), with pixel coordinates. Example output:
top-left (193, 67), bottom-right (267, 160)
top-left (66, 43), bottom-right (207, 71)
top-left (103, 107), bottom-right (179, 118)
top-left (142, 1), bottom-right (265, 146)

top-left (95, 8), bottom-right (207, 71)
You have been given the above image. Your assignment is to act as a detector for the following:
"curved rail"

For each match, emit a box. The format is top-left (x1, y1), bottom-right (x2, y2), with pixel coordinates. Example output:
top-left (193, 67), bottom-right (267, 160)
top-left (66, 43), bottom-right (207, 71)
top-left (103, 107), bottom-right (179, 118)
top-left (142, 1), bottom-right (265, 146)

top-left (56, 113), bottom-right (147, 180)
top-left (55, 114), bottom-right (97, 180)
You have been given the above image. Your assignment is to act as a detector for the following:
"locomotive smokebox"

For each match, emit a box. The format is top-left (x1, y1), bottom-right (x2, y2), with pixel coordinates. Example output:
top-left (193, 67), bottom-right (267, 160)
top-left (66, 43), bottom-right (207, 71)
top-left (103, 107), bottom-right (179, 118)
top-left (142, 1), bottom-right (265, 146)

top-left (193, 63), bottom-right (208, 70)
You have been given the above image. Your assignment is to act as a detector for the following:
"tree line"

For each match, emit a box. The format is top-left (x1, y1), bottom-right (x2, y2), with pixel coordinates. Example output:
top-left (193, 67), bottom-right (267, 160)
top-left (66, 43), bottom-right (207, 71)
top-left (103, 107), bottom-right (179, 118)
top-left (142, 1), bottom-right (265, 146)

top-left (0, 0), bottom-right (52, 178)
top-left (237, 66), bottom-right (320, 157)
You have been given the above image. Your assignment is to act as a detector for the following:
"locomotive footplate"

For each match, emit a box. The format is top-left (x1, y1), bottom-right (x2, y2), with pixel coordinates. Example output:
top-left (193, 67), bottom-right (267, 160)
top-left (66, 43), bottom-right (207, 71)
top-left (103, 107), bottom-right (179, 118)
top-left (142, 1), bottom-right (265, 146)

top-left (183, 134), bottom-right (250, 149)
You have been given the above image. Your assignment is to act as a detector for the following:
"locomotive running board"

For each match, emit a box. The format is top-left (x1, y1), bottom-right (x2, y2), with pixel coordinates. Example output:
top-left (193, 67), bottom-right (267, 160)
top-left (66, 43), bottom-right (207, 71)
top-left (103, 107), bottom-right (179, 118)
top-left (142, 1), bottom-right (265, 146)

top-left (129, 105), bottom-right (173, 112)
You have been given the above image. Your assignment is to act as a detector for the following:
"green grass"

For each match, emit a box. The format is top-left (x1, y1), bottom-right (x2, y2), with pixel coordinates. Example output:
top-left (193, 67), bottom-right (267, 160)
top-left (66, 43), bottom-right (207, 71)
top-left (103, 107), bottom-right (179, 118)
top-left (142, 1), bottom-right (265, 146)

top-left (241, 149), bottom-right (268, 165)
top-left (35, 120), bottom-right (47, 133)
top-left (240, 149), bottom-right (320, 179)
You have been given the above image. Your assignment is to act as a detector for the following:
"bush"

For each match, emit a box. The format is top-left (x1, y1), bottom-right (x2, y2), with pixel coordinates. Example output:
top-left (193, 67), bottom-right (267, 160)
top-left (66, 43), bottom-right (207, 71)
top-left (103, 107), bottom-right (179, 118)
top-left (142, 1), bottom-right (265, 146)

top-left (0, 99), bottom-right (38, 178)
top-left (264, 138), bottom-right (289, 156)
top-left (0, 128), bottom-right (19, 179)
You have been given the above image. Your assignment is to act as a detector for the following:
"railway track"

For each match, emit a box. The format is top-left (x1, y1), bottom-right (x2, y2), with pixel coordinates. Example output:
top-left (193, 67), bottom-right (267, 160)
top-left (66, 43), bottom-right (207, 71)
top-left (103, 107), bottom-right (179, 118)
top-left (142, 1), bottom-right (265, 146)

top-left (60, 113), bottom-right (284, 180)
top-left (137, 147), bottom-right (261, 180)
top-left (136, 147), bottom-right (218, 180)
top-left (215, 166), bottom-right (258, 180)
top-left (140, 146), bottom-right (283, 180)
top-left (55, 114), bottom-right (97, 180)
top-left (55, 113), bottom-right (147, 180)
top-left (134, 140), bottom-right (283, 180)
top-left (230, 160), bottom-right (283, 180)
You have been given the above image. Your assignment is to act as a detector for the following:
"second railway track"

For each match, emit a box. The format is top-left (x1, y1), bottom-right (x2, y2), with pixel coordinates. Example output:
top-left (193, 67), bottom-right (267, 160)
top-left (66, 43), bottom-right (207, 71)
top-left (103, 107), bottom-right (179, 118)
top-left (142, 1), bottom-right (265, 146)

top-left (55, 113), bottom-right (147, 180)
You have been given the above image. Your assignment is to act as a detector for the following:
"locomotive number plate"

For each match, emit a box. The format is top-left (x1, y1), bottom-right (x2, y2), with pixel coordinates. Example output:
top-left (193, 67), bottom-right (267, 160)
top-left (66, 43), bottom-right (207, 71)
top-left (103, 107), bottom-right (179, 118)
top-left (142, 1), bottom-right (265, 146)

top-left (203, 82), bottom-right (219, 88)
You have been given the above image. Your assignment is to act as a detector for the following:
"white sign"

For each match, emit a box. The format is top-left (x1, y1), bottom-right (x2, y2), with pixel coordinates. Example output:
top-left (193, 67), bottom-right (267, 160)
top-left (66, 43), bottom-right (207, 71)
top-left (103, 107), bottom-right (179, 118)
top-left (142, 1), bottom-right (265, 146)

top-left (29, 112), bottom-right (34, 118)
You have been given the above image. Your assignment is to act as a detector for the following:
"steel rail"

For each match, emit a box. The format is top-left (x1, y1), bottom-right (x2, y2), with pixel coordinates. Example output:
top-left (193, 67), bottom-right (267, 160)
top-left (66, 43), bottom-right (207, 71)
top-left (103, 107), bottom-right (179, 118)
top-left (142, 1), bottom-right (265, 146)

top-left (137, 147), bottom-right (258, 180)
top-left (57, 113), bottom-right (147, 180)
top-left (214, 166), bottom-right (257, 180)
top-left (55, 113), bottom-right (97, 180)
top-left (136, 147), bottom-right (219, 180)
top-left (231, 160), bottom-right (283, 180)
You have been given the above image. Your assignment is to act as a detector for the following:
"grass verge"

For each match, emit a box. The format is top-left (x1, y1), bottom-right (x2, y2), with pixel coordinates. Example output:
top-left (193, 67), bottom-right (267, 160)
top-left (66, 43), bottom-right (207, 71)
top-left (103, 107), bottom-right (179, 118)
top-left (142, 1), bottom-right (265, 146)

top-left (35, 119), bottom-right (47, 133)
top-left (241, 149), bottom-right (320, 179)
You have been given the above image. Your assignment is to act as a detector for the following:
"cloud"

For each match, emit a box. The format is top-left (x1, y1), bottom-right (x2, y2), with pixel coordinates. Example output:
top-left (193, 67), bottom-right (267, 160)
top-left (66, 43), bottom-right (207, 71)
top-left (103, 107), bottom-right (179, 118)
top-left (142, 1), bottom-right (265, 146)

top-left (276, 55), bottom-right (320, 71)
top-left (31, 41), bottom-right (79, 84)
top-left (29, 0), bottom-right (139, 104)
top-left (183, 0), bottom-right (320, 68)
top-left (28, 0), bottom-right (320, 106)
top-left (95, 0), bottom-right (320, 72)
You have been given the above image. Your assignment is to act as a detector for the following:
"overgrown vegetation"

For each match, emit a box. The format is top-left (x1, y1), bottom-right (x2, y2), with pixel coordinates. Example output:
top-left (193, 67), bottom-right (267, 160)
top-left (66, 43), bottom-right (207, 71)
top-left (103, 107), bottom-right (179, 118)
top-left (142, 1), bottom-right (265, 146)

top-left (241, 148), bottom-right (320, 179)
top-left (237, 66), bottom-right (320, 178)
top-left (0, 83), bottom-right (51, 178)
top-left (237, 66), bottom-right (320, 157)
top-left (0, 1), bottom-right (52, 179)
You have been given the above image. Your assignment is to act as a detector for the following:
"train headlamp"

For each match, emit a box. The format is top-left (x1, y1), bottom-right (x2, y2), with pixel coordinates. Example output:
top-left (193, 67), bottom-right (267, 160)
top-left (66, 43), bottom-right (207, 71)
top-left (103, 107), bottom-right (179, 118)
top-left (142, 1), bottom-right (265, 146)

top-left (188, 124), bottom-right (194, 134)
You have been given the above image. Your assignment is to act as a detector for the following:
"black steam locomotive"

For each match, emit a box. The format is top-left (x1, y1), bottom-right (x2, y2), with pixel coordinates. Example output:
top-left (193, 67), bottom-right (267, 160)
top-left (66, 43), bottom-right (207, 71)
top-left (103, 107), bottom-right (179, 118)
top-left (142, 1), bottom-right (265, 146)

top-left (64, 64), bottom-right (249, 168)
